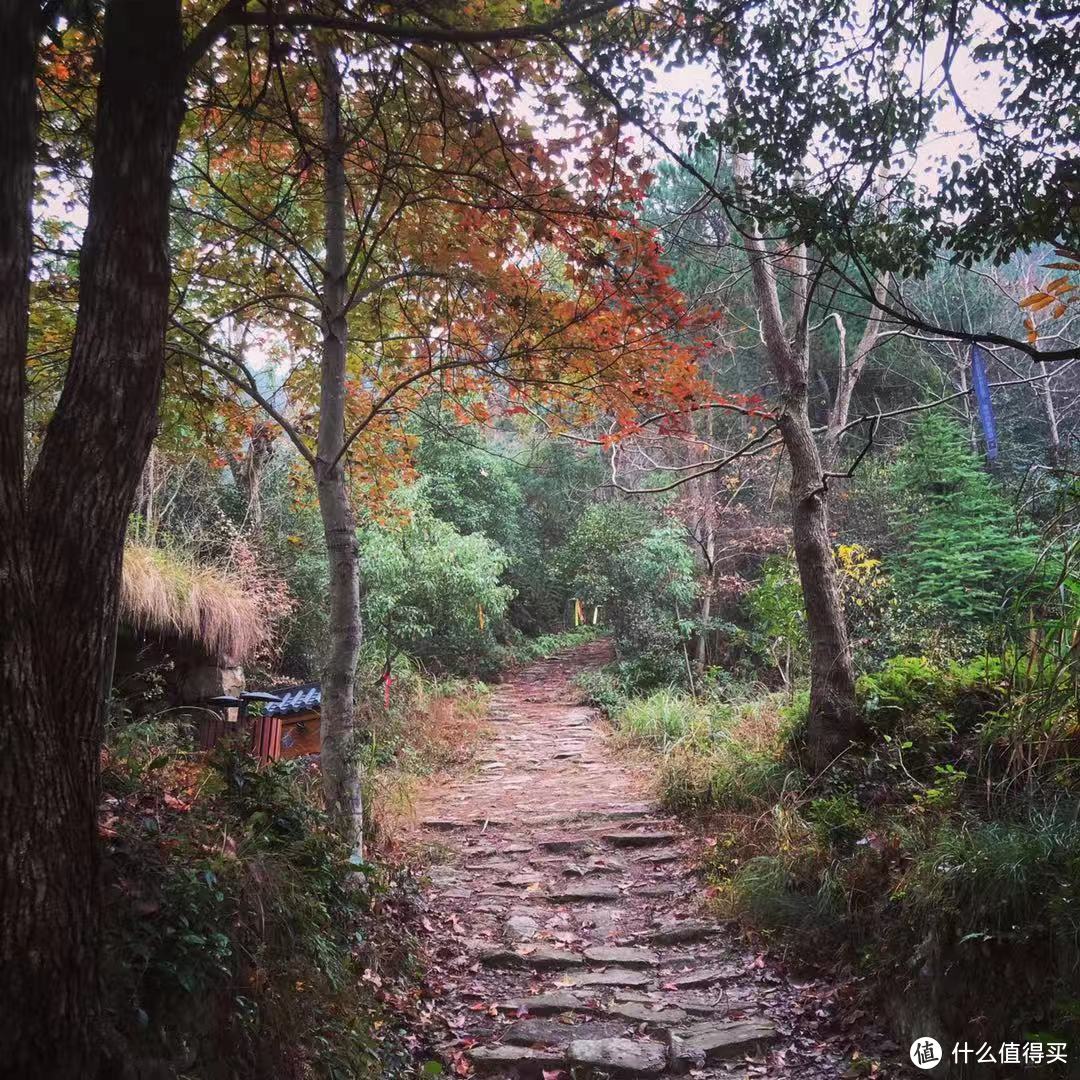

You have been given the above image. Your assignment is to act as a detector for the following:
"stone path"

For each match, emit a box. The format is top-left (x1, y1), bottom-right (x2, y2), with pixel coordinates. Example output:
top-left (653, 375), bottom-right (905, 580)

top-left (408, 641), bottom-right (868, 1078)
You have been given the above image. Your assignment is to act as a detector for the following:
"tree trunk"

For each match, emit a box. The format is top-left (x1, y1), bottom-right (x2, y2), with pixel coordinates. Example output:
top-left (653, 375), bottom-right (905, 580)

top-left (734, 157), bottom-right (861, 770)
top-left (0, 2), bottom-right (186, 1075)
top-left (778, 403), bottom-right (861, 768)
top-left (822, 277), bottom-right (888, 468)
top-left (316, 42), bottom-right (365, 854)
top-left (1037, 365), bottom-right (1061, 467)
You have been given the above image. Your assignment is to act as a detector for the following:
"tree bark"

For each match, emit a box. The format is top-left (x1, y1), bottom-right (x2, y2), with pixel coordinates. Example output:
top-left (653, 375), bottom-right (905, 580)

top-left (315, 42), bottom-right (365, 854)
top-left (0, 2), bottom-right (186, 1075)
top-left (1037, 365), bottom-right (1061, 467)
top-left (822, 277), bottom-right (888, 468)
top-left (734, 158), bottom-right (861, 770)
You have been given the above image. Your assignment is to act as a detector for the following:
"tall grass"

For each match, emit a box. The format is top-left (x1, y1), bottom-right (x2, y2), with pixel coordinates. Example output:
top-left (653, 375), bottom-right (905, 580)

top-left (616, 689), bottom-right (713, 750)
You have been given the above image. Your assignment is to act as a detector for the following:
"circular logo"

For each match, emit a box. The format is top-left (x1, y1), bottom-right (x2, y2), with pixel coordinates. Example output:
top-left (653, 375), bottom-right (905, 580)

top-left (910, 1037), bottom-right (943, 1070)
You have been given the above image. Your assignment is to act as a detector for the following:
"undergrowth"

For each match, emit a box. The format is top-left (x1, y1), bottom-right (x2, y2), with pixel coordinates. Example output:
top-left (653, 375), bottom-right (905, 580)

top-left (600, 655), bottom-right (1080, 1060)
top-left (101, 704), bottom-right (455, 1079)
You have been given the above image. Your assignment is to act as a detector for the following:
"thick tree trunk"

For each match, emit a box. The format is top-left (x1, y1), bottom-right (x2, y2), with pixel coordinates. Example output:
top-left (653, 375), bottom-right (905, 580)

top-left (0, 3), bottom-right (186, 1075)
top-left (734, 157), bottom-right (861, 770)
top-left (778, 404), bottom-right (861, 768)
top-left (316, 43), bottom-right (365, 854)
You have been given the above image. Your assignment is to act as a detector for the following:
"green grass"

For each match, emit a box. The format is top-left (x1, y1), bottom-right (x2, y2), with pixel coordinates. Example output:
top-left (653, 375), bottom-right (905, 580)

top-left (616, 689), bottom-right (713, 750)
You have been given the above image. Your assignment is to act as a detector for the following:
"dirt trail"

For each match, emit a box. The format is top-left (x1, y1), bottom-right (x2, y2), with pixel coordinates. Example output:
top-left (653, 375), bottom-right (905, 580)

top-left (408, 642), bottom-right (876, 1078)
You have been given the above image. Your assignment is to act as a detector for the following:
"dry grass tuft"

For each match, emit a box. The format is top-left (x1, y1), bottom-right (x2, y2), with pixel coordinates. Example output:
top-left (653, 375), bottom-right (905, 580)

top-left (120, 544), bottom-right (266, 664)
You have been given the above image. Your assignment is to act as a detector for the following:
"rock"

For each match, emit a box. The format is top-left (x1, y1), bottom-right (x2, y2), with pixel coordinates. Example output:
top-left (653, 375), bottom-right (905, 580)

top-left (479, 944), bottom-right (584, 969)
top-left (502, 843), bottom-right (534, 854)
top-left (563, 968), bottom-right (651, 988)
top-left (467, 861), bottom-right (516, 874)
top-left (499, 873), bottom-right (544, 887)
top-left (547, 884), bottom-right (620, 903)
top-left (504, 914), bottom-right (539, 942)
top-left (667, 1019), bottom-right (777, 1069)
top-left (469, 1044), bottom-right (565, 1072)
top-left (504, 1018), bottom-right (626, 1047)
top-left (616, 989), bottom-right (724, 1016)
top-left (637, 883), bottom-right (683, 897)
top-left (521, 945), bottom-right (586, 969)
top-left (426, 865), bottom-right (460, 886)
top-left (603, 1001), bottom-right (689, 1027)
top-left (539, 837), bottom-right (588, 853)
top-left (563, 856), bottom-right (628, 876)
top-left (569, 1036), bottom-right (667, 1075)
top-left (602, 831), bottom-right (679, 848)
top-left (497, 991), bottom-right (598, 1016)
top-left (422, 819), bottom-right (468, 831)
top-left (640, 920), bottom-right (717, 945)
top-left (635, 849), bottom-right (682, 865)
top-left (584, 945), bottom-right (659, 968)
top-left (663, 964), bottom-right (740, 989)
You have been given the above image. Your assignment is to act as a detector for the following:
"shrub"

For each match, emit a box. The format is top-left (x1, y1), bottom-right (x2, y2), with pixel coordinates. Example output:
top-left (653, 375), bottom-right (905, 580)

top-left (746, 555), bottom-right (807, 686)
top-left (893, 415), bottom-right (1035, 627)
top-left (905, 809), bottom-right (1080, 960)
top-left (857, 656), bottom-right (950, 730)
top-left (557, 503), bottom-right (696, 691)
top-left (100, 724), bottom-right (424, 1079)
top-left (726, 853), bottom-right (843, 934)
top-left (660, 736), bottom-right (798, 813)
top-left (575, 669), bottom-right (627, 714)
top-left (360, 492), bottom-right (513, 678)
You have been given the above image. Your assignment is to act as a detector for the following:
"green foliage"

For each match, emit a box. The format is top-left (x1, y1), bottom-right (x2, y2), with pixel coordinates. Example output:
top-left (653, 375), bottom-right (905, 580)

top-left (360, 492), bottom-right (513, 678)
top-left (558, 502), bottom-right (696, 691)
top-left (856, 653), bottom-right (1007, 738)
top-left (575, 669), bottom-right (628, 714)
top-left (509, 624), bottom-right (598, 664)
top-left (101, 722), bottom-right (422, 1079)
top-left (727, 855), bottom-right (843, 934)
top-left (415, 425), bottom-right (604, 634)
top-left (616, 690), bottom-right (712, 751)
top-left (747, 555), bottom-right (807, 684)
top-left (894, 415), bottom-right (1035, 625)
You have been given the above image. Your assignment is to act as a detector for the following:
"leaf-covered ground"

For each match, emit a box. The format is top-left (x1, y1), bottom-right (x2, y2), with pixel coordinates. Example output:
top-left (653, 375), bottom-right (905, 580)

top-left (403, 642), bottom-right (908, 1078)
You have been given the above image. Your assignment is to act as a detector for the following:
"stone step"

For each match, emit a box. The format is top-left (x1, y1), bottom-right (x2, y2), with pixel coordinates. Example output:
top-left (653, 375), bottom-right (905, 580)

top-left (538, 837), bottom-right (590, 853)
top-left (635, 849), bottom-right (683, 865)
top-left (584, 945), bottom-right (660, 968)
top-left (546, 884), bottom-right (620, 903)
top-left (604, 1000), bottom-right (689, 1028)
top-left (469, 1044), bottom-right (563, 1073)
top-left (495, 990), bottom-right (598, 1016)
top-left (639, 920), bottom-right (717, 945)
top-left (660, 963), bottom-right (742, 989)
top-left (560, 968), bottom-right (651, 988)
top-left (667, 1018), bottom-right (777, 1069)
top-left (569, 1036), bottom-right (667, 1076)
top-left (603, 831), bottom-right (680, 848)
top-left (478, 944), bottom-right (585, 970)
top-left (503, 1018), bottom-right (627, 1048)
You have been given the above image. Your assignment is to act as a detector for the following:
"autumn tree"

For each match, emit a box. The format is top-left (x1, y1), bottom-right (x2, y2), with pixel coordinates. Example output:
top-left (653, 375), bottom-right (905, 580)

top-left (168, 22), bottom-right (711, 849)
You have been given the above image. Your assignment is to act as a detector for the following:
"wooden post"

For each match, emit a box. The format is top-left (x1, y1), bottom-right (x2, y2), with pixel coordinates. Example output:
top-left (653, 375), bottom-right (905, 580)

top-left (252, 713), bottom-right (282, 764)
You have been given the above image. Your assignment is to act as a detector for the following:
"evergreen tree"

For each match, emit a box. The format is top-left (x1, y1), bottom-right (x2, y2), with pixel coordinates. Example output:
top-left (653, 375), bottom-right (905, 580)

top-left (895, 415), bottom-right (1034, 623)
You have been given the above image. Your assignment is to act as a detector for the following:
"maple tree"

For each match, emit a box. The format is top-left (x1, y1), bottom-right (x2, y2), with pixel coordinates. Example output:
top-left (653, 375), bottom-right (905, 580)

top-left (167, 23), bottom-right (713, 849)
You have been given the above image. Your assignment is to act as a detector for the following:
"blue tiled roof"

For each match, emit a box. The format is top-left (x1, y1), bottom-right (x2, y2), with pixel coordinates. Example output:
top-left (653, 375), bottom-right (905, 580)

top-left (264, 684), bottom-right (321, 717)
